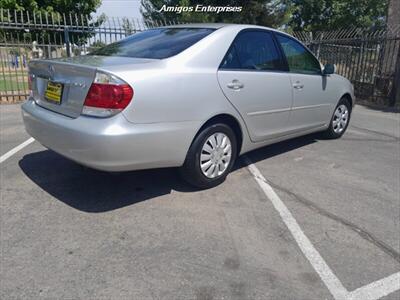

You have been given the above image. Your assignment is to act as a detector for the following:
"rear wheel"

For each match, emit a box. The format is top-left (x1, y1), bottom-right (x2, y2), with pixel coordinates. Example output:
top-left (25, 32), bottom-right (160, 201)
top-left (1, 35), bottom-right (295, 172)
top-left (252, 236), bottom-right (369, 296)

top-left (180, 123), bottom-right (237, 189)
top-left (324, 97), bottom-right (352, 139)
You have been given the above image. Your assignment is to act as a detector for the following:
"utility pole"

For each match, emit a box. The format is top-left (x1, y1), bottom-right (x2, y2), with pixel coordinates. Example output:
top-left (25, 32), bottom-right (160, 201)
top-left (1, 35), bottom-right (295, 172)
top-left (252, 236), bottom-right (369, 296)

top-left (387, 0), bottom-right (400, 106)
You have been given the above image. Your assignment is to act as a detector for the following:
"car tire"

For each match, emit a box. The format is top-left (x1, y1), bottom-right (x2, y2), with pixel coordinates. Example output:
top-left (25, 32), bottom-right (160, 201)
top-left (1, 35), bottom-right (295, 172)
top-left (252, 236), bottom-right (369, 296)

top-left (180, 123), bottom-right (237, 189)
top-left (323, 97), bottom-right (352, 139)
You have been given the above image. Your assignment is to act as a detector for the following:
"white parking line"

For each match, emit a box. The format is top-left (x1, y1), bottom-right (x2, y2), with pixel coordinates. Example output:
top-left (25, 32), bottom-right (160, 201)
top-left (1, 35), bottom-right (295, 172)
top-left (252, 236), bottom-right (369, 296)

top-left (348, 272), bottom-right (400, 300)
top-left (244, 156), bottom-right (348, 299)
top-left (244, 156), bottom-right (400, 300)
top-left (0, 137), bottom-right (35, 164)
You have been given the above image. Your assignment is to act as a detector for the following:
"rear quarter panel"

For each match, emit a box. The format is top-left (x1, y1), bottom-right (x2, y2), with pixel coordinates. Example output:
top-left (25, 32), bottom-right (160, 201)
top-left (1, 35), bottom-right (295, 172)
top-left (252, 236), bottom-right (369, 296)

top-left (119, 26), bottom-right (243, 125)
top-left (120, 68), bottom-right (241, 124)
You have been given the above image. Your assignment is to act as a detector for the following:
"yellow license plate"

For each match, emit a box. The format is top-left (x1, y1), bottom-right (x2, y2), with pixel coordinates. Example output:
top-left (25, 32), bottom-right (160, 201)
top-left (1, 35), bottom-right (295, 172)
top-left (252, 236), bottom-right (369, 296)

top-left (45, 81), bottom-right (63, 104)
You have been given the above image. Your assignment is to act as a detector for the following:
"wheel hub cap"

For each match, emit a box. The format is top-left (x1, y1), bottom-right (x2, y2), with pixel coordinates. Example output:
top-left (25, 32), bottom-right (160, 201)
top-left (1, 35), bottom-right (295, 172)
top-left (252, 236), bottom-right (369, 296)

top-left (200, 132), bottom-right (232, 179)
top-left (332, 104), bottom-right (349, 134)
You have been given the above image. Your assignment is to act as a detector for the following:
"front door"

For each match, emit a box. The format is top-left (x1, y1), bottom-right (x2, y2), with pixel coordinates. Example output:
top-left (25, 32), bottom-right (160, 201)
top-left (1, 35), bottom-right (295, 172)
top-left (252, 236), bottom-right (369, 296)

top-left (275, 33), bottom-right (333, 131)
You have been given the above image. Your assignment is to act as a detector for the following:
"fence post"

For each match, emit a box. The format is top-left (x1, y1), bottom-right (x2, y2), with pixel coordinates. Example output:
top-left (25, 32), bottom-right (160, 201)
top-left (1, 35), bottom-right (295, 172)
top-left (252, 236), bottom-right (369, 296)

top-left (316, 32), bottom-right (322, 59)
top-left (391, 45), bottom-right (400, 106)
top-left (64, 26), bottom-right (71, 57)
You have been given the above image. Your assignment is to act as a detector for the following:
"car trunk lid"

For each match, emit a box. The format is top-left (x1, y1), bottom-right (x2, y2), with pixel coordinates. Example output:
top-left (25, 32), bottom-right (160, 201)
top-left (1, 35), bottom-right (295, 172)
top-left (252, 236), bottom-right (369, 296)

top-left (29, 56), bottom-right (159, 118)
top-left (29, 60), bottom-right (96, 118)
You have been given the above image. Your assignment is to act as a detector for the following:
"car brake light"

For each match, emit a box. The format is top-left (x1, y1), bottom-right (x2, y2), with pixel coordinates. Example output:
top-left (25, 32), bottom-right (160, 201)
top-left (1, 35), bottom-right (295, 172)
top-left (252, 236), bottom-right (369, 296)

top-left (82, 71), bottom-right (133, 117)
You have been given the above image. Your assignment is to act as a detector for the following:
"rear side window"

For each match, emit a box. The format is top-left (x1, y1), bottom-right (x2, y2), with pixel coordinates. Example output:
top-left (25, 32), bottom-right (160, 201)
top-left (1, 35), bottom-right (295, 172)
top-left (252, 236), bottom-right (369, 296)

top-left (220, 31), bottom-right (283, 71)
top-left (90, 28), bottom-right (215, 59)
top-left (276, 34), bottom-right (321, 75)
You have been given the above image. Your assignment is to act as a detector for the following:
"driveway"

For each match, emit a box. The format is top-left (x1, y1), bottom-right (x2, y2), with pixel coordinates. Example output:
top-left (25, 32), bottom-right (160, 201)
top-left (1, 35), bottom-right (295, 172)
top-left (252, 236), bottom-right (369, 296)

top-left (1, 103), bottom-right (399, 299)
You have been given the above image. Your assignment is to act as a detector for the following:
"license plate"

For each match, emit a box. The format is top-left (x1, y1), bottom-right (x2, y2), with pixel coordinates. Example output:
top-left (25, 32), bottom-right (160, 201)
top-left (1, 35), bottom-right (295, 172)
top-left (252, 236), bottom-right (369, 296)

top-left (45, 81), bottom-right (63, 104)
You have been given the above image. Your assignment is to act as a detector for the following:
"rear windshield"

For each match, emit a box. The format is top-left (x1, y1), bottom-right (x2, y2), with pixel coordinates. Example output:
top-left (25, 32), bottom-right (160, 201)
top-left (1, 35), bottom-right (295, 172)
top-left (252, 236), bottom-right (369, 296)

top-left (90, 28), bottom-right (215, 59)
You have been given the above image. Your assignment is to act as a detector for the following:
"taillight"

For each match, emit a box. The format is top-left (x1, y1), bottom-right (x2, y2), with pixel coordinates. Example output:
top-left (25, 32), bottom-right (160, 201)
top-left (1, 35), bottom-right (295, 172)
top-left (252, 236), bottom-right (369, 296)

top-left (82, 72), bottom-right (133, 117)
top-left (84, 83), bottom-right (133, 109)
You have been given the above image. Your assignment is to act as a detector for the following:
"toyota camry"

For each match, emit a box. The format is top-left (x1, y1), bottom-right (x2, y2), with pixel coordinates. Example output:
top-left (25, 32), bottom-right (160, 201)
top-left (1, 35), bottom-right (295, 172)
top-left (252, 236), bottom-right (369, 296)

top-left (22, 24), bottom-right (354, 188)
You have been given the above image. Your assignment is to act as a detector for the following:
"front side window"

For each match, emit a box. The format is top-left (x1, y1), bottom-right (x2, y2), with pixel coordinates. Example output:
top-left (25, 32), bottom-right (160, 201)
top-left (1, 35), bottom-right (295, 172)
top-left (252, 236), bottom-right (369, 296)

top-left (220, 31), bottom-right (283, 71)
top-left (276, 34), bottom-right (321, 75)
top-left (90, 28), bottom-right (215, 59)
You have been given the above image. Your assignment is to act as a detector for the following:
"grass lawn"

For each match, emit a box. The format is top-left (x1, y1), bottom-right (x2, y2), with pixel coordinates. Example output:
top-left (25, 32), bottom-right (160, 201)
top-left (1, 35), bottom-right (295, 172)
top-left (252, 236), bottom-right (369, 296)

top-left (0, 78), bottom-right (28, 92)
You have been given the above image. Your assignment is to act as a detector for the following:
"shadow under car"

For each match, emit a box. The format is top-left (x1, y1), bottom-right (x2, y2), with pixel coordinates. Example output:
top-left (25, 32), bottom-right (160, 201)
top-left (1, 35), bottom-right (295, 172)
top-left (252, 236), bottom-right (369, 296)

top-left (19, 133), bottom-right (319, 212)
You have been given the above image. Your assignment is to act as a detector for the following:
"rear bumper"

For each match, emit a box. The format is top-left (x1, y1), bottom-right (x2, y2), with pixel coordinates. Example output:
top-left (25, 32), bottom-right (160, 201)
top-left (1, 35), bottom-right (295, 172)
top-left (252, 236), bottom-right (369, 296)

top-left (21, 100), bottom-right (199, 171)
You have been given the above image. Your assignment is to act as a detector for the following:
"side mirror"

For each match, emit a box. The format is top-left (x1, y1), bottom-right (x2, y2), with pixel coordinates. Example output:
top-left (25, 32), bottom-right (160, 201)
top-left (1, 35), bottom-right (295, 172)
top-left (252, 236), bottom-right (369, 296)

top-left (323, 63), bottom-right (335, 75)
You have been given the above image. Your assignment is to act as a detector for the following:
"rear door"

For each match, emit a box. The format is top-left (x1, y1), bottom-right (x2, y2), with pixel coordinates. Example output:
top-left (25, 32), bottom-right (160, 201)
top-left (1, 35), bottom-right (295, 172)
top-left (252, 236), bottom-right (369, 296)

top-left (275, 33), bottom-right (332, 131)
top-left (217, 30), bottom-right (293, 142)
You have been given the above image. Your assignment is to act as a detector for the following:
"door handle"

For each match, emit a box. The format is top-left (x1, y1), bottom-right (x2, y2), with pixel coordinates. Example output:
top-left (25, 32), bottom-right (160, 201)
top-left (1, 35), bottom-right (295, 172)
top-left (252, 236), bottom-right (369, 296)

top-left (293, 81), bottom-right (304, 89)
top-left (227, 80), bottom-right (244, 90)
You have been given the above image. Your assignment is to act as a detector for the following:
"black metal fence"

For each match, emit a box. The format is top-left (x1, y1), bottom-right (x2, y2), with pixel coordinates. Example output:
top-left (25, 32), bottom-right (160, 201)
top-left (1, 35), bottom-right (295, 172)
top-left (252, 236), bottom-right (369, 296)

top-left (294, 28), bottom-right (400, 106)
top-left (1, 9), bottom-right (399, 106)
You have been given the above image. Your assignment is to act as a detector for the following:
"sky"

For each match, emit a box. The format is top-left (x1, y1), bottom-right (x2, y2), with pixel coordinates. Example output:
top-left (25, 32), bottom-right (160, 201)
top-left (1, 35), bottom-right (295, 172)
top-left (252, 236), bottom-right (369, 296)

top-left (95, 0), bottom-right (143, 19)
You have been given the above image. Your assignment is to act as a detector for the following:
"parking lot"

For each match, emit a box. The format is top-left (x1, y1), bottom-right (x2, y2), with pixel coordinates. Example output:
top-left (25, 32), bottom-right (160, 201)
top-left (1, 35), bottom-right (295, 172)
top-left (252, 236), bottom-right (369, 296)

top-left (1, 103), bottom-right (399, 299)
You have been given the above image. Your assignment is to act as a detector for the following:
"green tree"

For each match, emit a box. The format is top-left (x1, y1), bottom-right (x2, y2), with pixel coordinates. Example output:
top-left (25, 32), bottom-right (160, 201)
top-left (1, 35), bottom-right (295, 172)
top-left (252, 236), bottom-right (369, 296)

top-left (141, 0), bottom-right (292, 28)
top-left (289, 0), bottom-right (388, 32)
top-left (0, 0), bottom-right (102, 16)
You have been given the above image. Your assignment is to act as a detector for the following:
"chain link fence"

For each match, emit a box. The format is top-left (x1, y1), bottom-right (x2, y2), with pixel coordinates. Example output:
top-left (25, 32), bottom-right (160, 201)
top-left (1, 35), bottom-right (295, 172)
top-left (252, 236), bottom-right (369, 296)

top-left (1, 9), bottom-right (399, 106)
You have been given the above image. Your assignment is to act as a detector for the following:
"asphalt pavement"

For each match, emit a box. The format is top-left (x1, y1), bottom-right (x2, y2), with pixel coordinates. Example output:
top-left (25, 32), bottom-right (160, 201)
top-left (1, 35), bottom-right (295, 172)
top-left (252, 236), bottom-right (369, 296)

top-left (0, 103), bottom-right (399, 299)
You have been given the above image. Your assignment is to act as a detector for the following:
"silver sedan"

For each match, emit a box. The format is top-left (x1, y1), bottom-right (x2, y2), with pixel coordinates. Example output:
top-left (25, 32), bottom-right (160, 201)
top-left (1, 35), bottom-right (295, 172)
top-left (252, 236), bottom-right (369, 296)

top-left (22, 24), bottom-right (354, 188)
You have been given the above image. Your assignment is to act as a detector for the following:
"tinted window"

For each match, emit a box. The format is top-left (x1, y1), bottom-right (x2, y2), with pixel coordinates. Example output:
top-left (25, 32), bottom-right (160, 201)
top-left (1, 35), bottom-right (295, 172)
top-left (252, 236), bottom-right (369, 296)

top-left (276, 34), bottom-right (321, 74)
top-left (220, 31), bottom-right (283, 71)
top-left (220, 45), bottom-right (241, 69)
top-left (90, 28), bottom-right (215, 59)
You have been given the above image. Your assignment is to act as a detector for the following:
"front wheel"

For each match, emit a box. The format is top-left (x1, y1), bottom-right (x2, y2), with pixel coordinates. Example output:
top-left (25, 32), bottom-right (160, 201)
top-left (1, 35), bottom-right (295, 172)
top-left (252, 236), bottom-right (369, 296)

top-left (324, 97), bottom-right (352, 139)
top-left (180, 123), bottom-right (237, 189)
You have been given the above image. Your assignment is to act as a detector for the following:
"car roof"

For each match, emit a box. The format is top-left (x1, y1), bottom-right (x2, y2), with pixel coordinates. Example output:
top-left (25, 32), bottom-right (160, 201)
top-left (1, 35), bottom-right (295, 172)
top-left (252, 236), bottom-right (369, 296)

top-left (163, 23), bottom-right (287, 35)
top-left (163, 23), bottom-right (231, 29)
